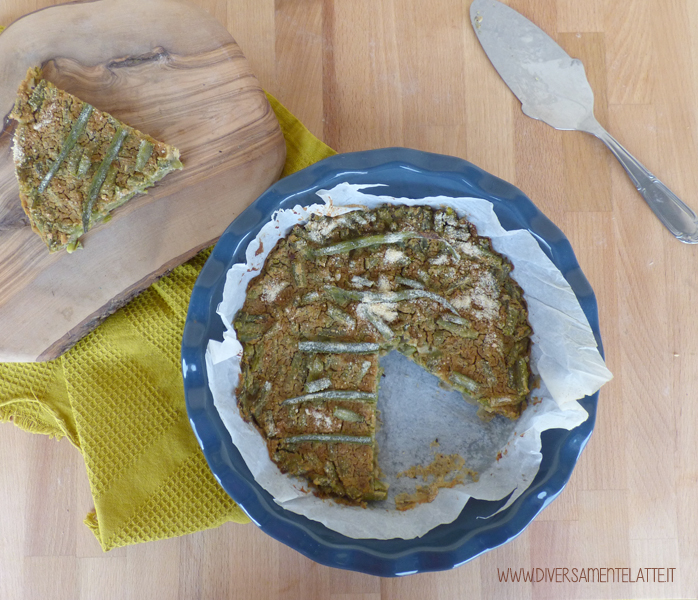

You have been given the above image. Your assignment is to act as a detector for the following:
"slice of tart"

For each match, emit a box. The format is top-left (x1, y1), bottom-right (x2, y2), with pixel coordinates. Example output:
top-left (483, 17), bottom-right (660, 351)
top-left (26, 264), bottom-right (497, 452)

top-left (10, 67), bottom-right (183, 253)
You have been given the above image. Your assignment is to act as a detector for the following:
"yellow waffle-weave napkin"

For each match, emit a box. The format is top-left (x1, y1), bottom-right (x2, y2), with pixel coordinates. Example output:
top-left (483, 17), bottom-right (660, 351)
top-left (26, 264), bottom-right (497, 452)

top-left (0, 93), bottom-right (335, 551)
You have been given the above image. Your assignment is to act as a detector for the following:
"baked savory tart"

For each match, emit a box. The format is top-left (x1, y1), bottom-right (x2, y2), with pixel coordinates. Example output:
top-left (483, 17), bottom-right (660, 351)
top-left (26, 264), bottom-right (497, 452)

top-left (234, 205), bottom-right (532, 504)
top-left (10, 67), bottom-right (183, 253)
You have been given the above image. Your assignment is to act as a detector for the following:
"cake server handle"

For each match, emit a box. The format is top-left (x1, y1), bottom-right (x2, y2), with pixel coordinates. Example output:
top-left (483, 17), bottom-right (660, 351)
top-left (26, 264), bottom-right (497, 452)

top-left (583, 118), bottom-right (698, 244)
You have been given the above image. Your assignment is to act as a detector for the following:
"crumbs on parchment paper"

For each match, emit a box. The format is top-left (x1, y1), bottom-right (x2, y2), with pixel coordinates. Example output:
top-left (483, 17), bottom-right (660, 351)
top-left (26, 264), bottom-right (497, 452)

top-left (394, 452), bottom-right (479, 512)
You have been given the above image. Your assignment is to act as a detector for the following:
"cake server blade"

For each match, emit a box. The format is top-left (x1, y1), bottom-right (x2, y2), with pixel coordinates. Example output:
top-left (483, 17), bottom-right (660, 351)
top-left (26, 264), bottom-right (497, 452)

top-left (470, 0), bottom-right (698, 243)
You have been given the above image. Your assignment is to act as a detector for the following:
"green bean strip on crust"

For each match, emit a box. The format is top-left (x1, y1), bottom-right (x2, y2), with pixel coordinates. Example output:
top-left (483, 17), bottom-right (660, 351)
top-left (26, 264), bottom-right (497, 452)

top-left (281, 390), bottom-right (378, 406)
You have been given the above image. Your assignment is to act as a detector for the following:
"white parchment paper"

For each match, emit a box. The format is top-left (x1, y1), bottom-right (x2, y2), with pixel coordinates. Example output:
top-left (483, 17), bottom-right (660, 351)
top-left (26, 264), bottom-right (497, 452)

top-left (206, 183), bottom-right (613, 539)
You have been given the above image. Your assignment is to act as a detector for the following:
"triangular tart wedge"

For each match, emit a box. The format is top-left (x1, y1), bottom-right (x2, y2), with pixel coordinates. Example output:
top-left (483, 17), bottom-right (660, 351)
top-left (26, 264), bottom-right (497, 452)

top-left (10, 67), bottom-right (183, 253)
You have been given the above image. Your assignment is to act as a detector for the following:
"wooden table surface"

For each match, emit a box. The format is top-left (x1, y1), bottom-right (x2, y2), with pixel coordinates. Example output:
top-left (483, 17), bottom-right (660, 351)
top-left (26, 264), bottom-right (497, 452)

top-left (1, 0), bottom-right (697, 598)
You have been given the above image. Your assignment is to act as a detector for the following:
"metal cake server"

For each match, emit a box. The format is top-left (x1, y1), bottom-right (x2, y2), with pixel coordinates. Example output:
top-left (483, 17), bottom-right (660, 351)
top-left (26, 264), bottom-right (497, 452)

top-left (470, 0), bottom-right (698, 243)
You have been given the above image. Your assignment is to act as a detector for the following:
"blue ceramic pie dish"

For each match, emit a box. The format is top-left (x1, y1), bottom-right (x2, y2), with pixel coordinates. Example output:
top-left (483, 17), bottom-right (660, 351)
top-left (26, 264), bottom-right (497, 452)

top-left (181, 147), bottom-right (602, 577)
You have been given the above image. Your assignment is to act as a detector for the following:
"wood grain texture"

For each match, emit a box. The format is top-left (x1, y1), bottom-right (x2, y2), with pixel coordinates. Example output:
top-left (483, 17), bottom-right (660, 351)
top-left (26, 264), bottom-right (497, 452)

top-left (0, 0), bottom-right (286, 361)
top-left (2, 0), bottom-right (698, 598)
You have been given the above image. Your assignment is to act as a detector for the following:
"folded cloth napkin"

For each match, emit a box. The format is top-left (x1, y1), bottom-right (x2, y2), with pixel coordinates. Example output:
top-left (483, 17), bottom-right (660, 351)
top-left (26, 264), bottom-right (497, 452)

top-left (0, 93), bottom-right (335, 551)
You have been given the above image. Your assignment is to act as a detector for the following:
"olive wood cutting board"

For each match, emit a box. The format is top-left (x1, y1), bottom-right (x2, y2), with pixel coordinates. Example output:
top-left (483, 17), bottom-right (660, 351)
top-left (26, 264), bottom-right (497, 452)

top-left (0, 0), bottom-right (286, 362)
